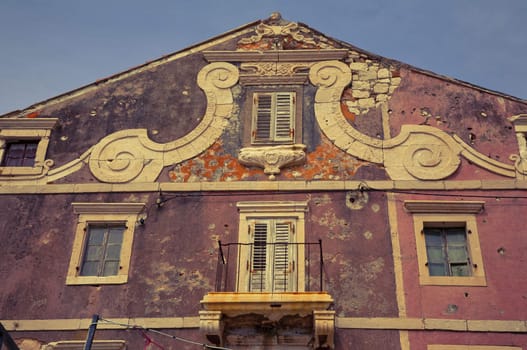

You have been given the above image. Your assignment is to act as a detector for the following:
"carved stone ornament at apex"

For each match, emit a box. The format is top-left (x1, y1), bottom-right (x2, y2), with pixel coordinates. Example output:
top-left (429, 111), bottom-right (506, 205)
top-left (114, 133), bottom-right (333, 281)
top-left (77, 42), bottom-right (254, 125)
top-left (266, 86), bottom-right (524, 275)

top-left (237, 12), bottom-right (334, 50)
top-left (238, 144), bottom-right (307, 180)
top-left (308, 60), bottom-right (520, 180)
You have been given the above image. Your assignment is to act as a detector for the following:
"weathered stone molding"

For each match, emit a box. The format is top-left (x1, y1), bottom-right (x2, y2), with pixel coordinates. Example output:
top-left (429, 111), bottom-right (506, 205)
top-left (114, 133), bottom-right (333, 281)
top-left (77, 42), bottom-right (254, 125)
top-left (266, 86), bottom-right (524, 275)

top-left (309, 60), bottom-right (520, 180)
top-left (3, 62), bottom-right (239, 185)
top-left (3, 316), bottom-right (525, 333)
top-left (87, 62), bottom-right (239, 183)
top-left (314, 310), bottom-right (335, 349)
top-left (1, 179), bottom-right (527, 194)
top-left (238, 144), bottom-right (307, 180)
top-left (199, 311), bottom-right (223, 346)
top-left (403, 200), bottom-right (485, 214)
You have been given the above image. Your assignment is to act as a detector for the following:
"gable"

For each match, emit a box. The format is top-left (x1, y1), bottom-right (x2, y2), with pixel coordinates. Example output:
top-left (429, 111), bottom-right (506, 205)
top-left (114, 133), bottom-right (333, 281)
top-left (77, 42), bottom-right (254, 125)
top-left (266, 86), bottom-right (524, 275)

top-left (1, 13), bottom-right (526, 186)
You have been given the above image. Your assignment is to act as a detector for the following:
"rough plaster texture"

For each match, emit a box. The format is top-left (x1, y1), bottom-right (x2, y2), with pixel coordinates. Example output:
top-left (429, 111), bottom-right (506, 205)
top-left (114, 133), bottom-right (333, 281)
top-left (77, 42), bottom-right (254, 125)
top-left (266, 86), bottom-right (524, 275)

top-left (2, 14), bottom-right (527, 350)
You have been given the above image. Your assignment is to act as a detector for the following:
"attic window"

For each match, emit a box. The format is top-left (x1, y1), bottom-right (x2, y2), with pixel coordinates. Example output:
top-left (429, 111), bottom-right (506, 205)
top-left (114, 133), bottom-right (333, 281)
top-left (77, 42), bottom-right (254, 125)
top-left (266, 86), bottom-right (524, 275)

top-left (1, 140), bottom-right (39, 167)
top-left (252, 92), bottom-right (295, 144)
top-left (242, 86), bottom-right (303, 146)
top-left (0, 118), bottom-right (57, 176)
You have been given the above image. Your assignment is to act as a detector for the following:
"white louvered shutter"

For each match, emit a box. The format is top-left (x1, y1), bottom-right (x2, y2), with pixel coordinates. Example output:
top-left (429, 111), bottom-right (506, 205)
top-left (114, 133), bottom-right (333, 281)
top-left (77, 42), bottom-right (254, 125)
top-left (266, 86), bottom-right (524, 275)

top-left (250, 221), bottom-right (269, 291)
top-left (249, 220), bottom-right (295, 292)
top-left (252, 92), bottom-right (294, 144)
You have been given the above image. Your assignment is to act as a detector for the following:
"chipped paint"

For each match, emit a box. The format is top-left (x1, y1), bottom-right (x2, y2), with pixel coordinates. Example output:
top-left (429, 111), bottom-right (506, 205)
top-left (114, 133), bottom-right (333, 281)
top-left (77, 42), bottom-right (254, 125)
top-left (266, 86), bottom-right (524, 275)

top-left (169, 136), bottom-right (367, 182)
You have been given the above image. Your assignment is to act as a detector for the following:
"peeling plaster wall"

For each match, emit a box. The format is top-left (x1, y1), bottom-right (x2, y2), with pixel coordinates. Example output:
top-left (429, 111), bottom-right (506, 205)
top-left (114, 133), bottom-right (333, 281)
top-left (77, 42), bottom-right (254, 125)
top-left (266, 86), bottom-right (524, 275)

top-left (388, 69), bottom-right (526, 173)
top-left (3, 17), bottom-right (527, 350)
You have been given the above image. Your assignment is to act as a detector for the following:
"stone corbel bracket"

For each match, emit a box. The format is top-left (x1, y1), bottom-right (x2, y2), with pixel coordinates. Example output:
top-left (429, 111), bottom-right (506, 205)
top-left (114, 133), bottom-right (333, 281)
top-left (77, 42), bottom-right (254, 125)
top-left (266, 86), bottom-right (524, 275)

top-left (309, 60), bottom-right (517, 180)
top-left (199, 310), bottom-right (223, 346)
top-left (238, 144), bottom-right (307, 180)
top-left (41, 62), bottom-right (239, 184)
top-left (314, 310), bottom-right (335, 349)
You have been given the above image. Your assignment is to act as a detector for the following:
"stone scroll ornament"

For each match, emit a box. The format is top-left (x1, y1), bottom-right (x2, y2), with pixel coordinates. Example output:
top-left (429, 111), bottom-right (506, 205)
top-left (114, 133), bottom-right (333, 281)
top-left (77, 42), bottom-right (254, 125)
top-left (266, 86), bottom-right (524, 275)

top-left (308, 60), bottom-right (517, 180)
top-left (85, 62), bottom-right (239, 183)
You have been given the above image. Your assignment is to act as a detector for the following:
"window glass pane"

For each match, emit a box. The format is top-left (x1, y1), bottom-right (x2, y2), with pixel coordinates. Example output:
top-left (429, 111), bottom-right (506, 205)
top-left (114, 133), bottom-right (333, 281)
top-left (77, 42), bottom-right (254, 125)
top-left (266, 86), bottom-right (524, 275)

top-left (105, 244), bottom-right (122, 260)
top-left (2, 141), bottom-right (39, 166)
top-left (426, 246), bottom-right (445, 263)
top-left (88, 227), bottom-right (105, 244)
top-left (108, 228), bottom-right (124, 244)
top-left (102, 261), bottom-right (120, 276)
top-left (84, 246), bottom-right (102, 261)
top-left (447, 229), bottom-right (466, 243)
top-left (80, 261), bottom-right (99, 276)
top-left (448, 246), bottom-right (468, 263)
top-left (428, 262), bottom-right (447, 276)
top-left (451, 263), bottom-right (470, 276)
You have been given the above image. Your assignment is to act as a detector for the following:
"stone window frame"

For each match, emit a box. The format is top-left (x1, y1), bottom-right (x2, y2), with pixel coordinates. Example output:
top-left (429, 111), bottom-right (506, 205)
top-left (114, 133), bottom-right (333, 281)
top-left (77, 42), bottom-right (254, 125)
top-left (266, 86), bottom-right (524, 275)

top-left (241, 86), bottom-right (303, 147)
top-left (236, 201), bottom-right (308, 292)
top-left (404, 200), bottom-right (486, 286)
top-left (66, 203), bottom-right (145, 285)
top-left (0, 118), bottom-right (57, 175)
top-left (43, 340), bottom-right (126, 350)
top-left (428, 346), bottom-right (522, 350)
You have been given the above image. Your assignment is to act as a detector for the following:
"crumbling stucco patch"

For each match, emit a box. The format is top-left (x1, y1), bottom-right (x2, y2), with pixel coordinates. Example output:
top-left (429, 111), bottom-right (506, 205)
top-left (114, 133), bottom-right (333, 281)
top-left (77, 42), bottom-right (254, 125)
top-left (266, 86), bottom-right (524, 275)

top-left (331, 257), bottom-right (390, 315)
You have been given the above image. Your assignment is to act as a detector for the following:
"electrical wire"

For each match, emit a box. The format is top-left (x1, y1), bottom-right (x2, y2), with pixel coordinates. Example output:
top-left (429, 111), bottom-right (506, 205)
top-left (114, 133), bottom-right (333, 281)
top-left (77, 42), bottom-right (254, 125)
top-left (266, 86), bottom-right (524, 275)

top-left (98, 318), bottom-right (233, 350)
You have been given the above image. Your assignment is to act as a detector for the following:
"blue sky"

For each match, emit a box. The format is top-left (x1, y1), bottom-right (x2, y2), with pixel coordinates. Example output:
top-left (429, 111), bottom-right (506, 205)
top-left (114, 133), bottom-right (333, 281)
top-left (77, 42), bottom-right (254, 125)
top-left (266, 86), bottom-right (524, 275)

top-left (1, 0), bottom-right (526, 115)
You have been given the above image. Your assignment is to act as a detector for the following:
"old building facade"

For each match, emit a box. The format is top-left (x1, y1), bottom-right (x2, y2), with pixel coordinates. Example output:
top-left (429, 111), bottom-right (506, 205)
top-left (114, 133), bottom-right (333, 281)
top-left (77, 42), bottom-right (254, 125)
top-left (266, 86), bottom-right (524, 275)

top-left (1, 13), bottom-right (526, 350)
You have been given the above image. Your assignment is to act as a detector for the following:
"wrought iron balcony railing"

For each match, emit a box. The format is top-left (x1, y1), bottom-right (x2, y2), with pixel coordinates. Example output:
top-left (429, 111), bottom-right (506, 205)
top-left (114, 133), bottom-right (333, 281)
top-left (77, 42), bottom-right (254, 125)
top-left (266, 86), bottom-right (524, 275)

top-left (214, 240), bottom-right (326, 293)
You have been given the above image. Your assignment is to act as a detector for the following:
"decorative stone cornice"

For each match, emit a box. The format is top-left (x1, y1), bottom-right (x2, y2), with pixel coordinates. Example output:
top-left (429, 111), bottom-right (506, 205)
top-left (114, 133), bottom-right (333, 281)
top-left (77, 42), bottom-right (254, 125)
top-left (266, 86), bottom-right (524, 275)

top-left (238, 144), bottom-right (307, 180)
top-left (403, 200), bottom-right (485, 214)
top-left (0, 118), bottom-right (58, 129)
top-left (237, 201), bottom-right (308, 213)
top-left (72, 202), bottom-right (146, 214)
top-left (203, 49), bottom-right (348, 63)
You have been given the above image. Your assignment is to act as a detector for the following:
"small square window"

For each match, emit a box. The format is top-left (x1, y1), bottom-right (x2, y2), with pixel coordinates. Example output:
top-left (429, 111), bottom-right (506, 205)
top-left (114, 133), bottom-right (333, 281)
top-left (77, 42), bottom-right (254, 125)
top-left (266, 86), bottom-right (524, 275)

top-left (67, 203), bottom-right (145, 285)
top-left (1, 140), bottom-right (39, 167)
top-left (424, 226), bottom-right (471, 277)
top-left (404, 200), bottom-right (486, 286)
top-left (0, 118), bottom-right (57, 177)
top-left (80, 224), bottom-right (126, 277)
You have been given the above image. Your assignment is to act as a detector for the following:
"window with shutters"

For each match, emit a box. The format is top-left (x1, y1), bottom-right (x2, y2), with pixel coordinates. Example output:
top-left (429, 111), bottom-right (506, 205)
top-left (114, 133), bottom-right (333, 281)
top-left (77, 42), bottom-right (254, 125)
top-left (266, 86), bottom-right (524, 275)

top-left (404, 200), bottom-right (486, 286)
top-left (252, 92), bottom-right (295, 144)
top-left (237, 201), bottom-right (308, 292)
top-left (66, 202), bottom-right (145, 285)
top-left (0, 118), bottom-right (57, 176)
top-left (242, 86), bottom-right (303, 146)
top-left (249, 219), bottom-right (296, 292)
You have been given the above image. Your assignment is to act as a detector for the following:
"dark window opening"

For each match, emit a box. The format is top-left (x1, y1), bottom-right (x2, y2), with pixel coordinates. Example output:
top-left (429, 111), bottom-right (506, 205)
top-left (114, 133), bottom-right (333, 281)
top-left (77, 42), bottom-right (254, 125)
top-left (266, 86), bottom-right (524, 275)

top-left (1, 140), bottom-right (39, 167)
top-left (424, 226), bottom-right (471, 277)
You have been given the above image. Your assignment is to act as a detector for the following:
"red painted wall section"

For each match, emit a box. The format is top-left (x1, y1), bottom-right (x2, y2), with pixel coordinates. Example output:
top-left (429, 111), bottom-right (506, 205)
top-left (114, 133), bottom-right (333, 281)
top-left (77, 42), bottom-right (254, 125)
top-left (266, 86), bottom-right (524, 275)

top-left (396, 192), bottom-right (527, 322)
top-left (410, 331), bottom-right (527, 350)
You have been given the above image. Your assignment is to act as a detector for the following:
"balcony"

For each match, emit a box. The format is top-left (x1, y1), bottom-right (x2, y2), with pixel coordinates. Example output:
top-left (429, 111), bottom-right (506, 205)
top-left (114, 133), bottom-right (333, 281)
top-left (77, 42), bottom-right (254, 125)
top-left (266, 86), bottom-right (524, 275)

top-left (200, 240), bottom-right (335, 349)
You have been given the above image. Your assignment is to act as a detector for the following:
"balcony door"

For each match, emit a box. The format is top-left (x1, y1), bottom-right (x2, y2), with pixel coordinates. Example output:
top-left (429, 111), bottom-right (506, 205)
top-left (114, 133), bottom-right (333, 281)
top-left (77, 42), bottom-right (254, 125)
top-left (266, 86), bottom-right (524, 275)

top-left (249, 219), bottom-right (296, 292)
